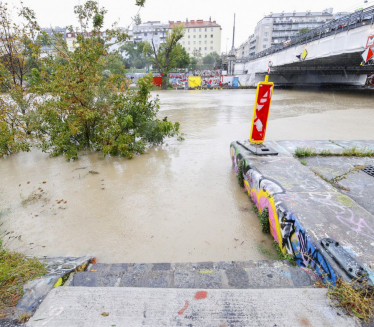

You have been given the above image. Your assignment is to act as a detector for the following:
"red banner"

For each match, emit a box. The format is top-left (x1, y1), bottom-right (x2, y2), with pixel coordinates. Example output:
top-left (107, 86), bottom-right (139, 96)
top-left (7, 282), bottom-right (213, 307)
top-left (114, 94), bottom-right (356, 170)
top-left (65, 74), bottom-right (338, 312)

top-left (250, 80), bottom-right (274, 143)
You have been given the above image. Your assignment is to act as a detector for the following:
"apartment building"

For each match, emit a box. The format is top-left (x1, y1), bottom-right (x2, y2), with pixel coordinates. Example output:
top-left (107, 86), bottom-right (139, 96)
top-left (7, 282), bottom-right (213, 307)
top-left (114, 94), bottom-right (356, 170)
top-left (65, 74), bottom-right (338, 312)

top-left (236, 8), bottom-right (348, 58)
top-left (128, 21), bottom-right (169, 50)
top-left (170, 18), bottom-right (221, 57)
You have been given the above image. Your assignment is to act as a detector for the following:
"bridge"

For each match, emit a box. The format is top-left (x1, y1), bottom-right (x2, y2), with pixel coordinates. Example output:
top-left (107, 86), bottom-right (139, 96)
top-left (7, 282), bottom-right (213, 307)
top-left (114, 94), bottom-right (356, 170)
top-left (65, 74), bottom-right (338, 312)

top-left (234, 6), bottom-right (374, 86)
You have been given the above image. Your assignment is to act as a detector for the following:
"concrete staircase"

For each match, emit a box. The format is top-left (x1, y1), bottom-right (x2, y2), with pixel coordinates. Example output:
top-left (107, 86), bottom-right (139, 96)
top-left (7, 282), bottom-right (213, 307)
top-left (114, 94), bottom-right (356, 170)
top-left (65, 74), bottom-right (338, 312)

top-left (69, 260), bottom-right (318, 289)
top-left (26, 260), bottom-right (359, 327)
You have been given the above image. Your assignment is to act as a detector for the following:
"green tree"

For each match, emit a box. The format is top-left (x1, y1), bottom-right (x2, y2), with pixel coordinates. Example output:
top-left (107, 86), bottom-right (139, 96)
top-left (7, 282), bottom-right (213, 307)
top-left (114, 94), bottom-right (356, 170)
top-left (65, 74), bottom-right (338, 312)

top-left (149, 25), bottom-right (185, 89)
top-left (104, 53), bottom-right (126, 75)
top-left (121, 41), bottom-right (152, 69)
top-left (0, 2), bottom-right (40, 156)
top-left (202, 52), bottom-right (221, 69)
top-left (33, 0), bottom-right (179, 160)
top-left (297, 27), bottom-right (310, 35)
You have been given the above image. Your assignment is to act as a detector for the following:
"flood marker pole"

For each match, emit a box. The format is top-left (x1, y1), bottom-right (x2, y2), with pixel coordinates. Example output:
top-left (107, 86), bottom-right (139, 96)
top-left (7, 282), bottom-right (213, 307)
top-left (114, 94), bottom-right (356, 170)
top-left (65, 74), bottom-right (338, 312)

top-left (238, 75), bottom-right (278, 156)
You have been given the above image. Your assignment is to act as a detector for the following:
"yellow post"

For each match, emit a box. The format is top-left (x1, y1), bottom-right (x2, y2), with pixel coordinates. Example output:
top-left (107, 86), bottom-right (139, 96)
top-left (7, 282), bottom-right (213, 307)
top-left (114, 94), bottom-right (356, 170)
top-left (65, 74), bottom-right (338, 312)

top-left (264, 75), bottom-right (269, 82)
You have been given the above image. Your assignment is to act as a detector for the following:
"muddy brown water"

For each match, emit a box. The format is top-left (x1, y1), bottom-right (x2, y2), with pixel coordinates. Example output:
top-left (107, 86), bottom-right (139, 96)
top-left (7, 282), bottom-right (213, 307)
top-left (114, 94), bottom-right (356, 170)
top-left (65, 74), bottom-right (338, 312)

top-left (1, 89), bottom-right (374, 263)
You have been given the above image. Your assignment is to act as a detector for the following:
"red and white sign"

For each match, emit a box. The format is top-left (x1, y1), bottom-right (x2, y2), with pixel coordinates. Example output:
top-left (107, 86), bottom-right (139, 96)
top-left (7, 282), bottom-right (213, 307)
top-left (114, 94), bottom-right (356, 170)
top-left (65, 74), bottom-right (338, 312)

top-left (362, 47), bottom-right (374, 63)
top-left (250, 81), bottom-right (274, 143)
top-left (366, 35), bottom-right (374, 48)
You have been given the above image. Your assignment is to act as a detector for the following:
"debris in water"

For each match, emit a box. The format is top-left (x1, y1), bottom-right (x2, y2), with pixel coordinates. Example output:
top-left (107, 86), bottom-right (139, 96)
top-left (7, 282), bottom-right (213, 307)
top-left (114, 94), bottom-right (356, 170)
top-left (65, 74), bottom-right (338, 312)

top-left (89, 170), bottom-right (99, 175)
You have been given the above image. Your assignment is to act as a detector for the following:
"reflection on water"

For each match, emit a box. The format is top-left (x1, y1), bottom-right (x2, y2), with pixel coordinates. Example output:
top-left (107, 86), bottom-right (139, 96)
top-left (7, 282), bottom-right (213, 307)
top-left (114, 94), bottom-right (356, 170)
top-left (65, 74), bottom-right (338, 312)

top-left (0, 89), bottom-right (373, 263)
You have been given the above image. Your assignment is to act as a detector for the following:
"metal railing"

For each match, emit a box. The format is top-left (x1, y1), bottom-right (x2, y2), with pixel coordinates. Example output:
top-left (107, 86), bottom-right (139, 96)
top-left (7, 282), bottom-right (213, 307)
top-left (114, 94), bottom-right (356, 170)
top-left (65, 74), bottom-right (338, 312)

top-left (236, 5), bottom-right (374, 64)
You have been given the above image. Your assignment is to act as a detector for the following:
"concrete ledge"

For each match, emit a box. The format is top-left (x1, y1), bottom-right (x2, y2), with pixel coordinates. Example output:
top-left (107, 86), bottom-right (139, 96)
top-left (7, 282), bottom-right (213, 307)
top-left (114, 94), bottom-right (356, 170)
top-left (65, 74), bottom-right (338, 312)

top-left (230, 140), bottom-right (374, 284)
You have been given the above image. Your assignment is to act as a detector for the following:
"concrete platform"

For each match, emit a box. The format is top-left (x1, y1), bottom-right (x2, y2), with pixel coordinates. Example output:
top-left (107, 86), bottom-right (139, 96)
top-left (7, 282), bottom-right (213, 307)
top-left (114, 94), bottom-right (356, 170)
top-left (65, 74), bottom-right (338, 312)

top-left (26, 286), bottom-right (358, 327)
top-left (230, 140), bottom-right (374, 284)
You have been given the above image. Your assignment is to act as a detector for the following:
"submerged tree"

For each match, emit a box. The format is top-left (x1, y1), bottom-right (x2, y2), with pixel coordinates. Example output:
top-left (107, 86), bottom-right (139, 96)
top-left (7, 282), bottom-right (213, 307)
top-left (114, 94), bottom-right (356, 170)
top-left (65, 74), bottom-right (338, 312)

top-left (148, 25), bottom-right (187, 89)
top-left (33, 0), bottom-right (179, 160)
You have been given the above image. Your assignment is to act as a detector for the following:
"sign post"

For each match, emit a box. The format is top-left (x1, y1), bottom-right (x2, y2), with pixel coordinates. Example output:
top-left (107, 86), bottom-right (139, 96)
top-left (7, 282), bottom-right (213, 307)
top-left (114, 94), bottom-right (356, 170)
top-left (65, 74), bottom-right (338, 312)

top-left (238, 75), bottom-right (278, 155)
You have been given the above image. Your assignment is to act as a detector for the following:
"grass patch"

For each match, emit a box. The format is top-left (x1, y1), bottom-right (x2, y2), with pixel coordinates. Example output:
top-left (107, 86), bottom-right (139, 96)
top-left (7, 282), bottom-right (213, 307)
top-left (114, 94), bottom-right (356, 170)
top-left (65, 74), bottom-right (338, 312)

top-left (300, 159), bottom-right (307, 166)
top-left (237, 158), bottom-right (244, 188)
top-left (0, 241), bottom-right (46, 318)
top-left (295, 147), bottom-right (317, 158)
top-left (257, 244), bottom-right (274, 258)
top-left (273, 241), bottom-right (296, 265)
top-left (252, 205), bottom-right (270, 234)
top-left (295, 146), bottom-right (374, 158)
top-left (326, 278), bottom-right (374, 322)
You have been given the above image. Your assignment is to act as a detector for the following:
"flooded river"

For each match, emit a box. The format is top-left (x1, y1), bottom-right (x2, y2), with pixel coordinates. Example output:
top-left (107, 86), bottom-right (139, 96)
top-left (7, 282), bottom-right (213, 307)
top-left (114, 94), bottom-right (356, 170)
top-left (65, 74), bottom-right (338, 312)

top-left (1, 89), bottom-right (374, 263)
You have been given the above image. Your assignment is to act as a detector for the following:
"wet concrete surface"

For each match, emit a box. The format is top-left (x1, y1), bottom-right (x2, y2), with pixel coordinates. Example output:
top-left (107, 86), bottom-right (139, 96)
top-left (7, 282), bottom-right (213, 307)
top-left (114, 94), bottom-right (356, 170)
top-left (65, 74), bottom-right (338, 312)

top-left (1, 89), bottom-right (374, 263)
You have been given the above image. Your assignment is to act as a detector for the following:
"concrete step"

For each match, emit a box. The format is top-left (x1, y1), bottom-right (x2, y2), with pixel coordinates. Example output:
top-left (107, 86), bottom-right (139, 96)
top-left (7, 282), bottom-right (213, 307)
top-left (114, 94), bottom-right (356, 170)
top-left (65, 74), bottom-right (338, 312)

top-left (26, 286), bottom-right (358, 327)
top-left (70, 260), bottom-right (319, 289)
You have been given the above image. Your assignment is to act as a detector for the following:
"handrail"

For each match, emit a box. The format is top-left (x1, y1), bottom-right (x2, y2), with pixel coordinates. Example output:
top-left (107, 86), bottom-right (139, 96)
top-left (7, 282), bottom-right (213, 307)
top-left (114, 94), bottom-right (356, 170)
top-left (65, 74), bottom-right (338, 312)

top-left (236, 5), bottom-right (374, 63)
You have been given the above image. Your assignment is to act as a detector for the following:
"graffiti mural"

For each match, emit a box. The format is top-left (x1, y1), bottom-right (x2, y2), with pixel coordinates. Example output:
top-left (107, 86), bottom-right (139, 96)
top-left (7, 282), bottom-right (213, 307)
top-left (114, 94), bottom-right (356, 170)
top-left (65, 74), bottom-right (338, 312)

top-left (230, 142), bottom-right (337, 282)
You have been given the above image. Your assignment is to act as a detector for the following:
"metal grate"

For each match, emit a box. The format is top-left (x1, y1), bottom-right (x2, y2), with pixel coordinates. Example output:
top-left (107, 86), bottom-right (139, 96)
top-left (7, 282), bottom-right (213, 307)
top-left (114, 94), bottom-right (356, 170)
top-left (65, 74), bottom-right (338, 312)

top-left (362, 165), bottom-right (374, 177)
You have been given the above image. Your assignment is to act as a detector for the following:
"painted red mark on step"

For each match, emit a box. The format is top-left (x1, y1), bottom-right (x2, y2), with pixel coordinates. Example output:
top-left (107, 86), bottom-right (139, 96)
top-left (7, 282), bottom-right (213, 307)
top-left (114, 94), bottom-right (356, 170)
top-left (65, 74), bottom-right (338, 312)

top-left (178, 300), bottom-right (189, 315)
top-left (194, 291), bottom-right (208, 300)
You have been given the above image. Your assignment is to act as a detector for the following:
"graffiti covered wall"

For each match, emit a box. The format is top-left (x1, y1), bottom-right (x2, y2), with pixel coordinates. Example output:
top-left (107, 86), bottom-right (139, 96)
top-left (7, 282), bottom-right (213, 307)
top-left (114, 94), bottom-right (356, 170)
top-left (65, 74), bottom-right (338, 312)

top-left (230, 143), bottom-right (337, 282)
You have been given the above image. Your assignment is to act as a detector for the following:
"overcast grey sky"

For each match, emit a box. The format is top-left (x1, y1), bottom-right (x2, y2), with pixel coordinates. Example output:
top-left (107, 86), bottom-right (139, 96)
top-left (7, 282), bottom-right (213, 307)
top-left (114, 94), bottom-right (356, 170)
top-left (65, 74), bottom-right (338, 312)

top-left (7, 0), bottom-right (374, 51)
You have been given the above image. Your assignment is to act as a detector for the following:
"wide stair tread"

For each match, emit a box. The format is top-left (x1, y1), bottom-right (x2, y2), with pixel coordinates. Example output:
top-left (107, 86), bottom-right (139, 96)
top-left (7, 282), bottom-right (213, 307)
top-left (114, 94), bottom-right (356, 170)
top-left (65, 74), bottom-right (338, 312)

top-left (27, 287), bottom-right (357, 327)
top-left (71, 260), bottom-right (318, 289)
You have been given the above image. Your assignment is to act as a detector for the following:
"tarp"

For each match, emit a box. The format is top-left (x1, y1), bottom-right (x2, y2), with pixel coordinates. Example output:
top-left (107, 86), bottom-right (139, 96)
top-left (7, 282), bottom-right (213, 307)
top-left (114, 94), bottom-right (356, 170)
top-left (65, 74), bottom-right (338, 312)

top-left (152, 76), bottom-right (162, 87)
top-left (232, 77), bottom-right (239, 87)
top-left (188, 76), bottom-right (201, 88)
top-left (221, 75), bottom-right (233, 85)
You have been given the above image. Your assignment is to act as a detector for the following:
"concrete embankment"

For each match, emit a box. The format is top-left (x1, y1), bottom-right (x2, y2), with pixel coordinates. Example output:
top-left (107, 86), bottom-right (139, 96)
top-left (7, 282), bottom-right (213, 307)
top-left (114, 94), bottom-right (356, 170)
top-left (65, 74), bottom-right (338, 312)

top-left (230, 140), bottom-right (374, 284)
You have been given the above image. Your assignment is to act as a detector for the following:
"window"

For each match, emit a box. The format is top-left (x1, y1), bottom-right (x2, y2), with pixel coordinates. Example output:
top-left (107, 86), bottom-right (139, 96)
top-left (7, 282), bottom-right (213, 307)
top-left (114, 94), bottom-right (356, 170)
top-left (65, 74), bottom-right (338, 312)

top-left (205, 28), bottom-right (207, 31)
top-left (263, 38), bottom-right (268, 41)
top-left (205, 35), bottom-right (207, 38)
top-left (144, 33), bottom-right (147, 36)
top-left (199, 47), bottom-right (201, 50)
top-left (263, 45), bottom-right (267, 49)
top-left (193, 41), bottom-right (196, 44)
top-left (193, 35), bottom-right (196, 38)
top-left (211, 34), bottom-right (213, 38)
top-left (210, 46), bottom-right (213, 50)
top-left (211, 28), bottom-right (213, 31)
top-left (199, 28), bottom-right (201, 31)
top-left (264, 32), bottom-right (268, 36)
top-left (199, 41), bottom-right (201, 44)
top-left (188, 35), bottom-right (190, 38)
top-left (194, 29), bottom-right (196, 32)
top-left (210, 40), bottom-right (213, 44)
top-left (204, 47), bottom-right (207, 50)
top-left (199, 35), bottom-right (201, 38)
top-left (188, 41), bottom-right (190, 44)
top-left (204, 40), bottom-right (207, 44)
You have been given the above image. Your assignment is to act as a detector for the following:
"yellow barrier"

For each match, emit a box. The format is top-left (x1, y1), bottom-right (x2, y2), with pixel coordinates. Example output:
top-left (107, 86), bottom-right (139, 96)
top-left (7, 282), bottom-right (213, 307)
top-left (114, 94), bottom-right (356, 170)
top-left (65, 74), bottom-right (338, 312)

top-left (188, 76), bottom-right (201, 88)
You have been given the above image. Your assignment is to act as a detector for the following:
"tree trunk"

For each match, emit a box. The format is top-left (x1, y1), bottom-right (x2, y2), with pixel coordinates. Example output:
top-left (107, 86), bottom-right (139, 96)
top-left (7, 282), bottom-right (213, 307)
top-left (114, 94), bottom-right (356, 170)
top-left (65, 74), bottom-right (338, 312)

top-left (161, 75), bottom-right (168, 90)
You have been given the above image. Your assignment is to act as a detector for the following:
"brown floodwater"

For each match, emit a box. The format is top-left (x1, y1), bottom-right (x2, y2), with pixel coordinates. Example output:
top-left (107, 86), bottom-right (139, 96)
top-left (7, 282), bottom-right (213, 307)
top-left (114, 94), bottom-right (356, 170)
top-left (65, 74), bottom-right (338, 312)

top-left (1, 89), bottom-right (373, 263)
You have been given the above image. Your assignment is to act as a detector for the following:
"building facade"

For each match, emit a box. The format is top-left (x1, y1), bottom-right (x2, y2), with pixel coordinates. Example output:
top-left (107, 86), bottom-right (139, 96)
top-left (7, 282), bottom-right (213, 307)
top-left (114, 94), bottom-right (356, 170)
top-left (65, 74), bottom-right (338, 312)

top-left (128, 21), bottom-right (169, 50)
top-left (236, 8), bottom-right (348, 58)
top-left (170, 19), bottom-right (221, 57)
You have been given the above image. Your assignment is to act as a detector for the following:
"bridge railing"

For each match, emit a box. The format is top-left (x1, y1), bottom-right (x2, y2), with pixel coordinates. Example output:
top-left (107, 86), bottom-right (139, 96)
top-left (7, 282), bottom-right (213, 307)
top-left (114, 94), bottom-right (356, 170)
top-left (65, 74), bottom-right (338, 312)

top-left (236, 5), bottom-right (374, 64)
